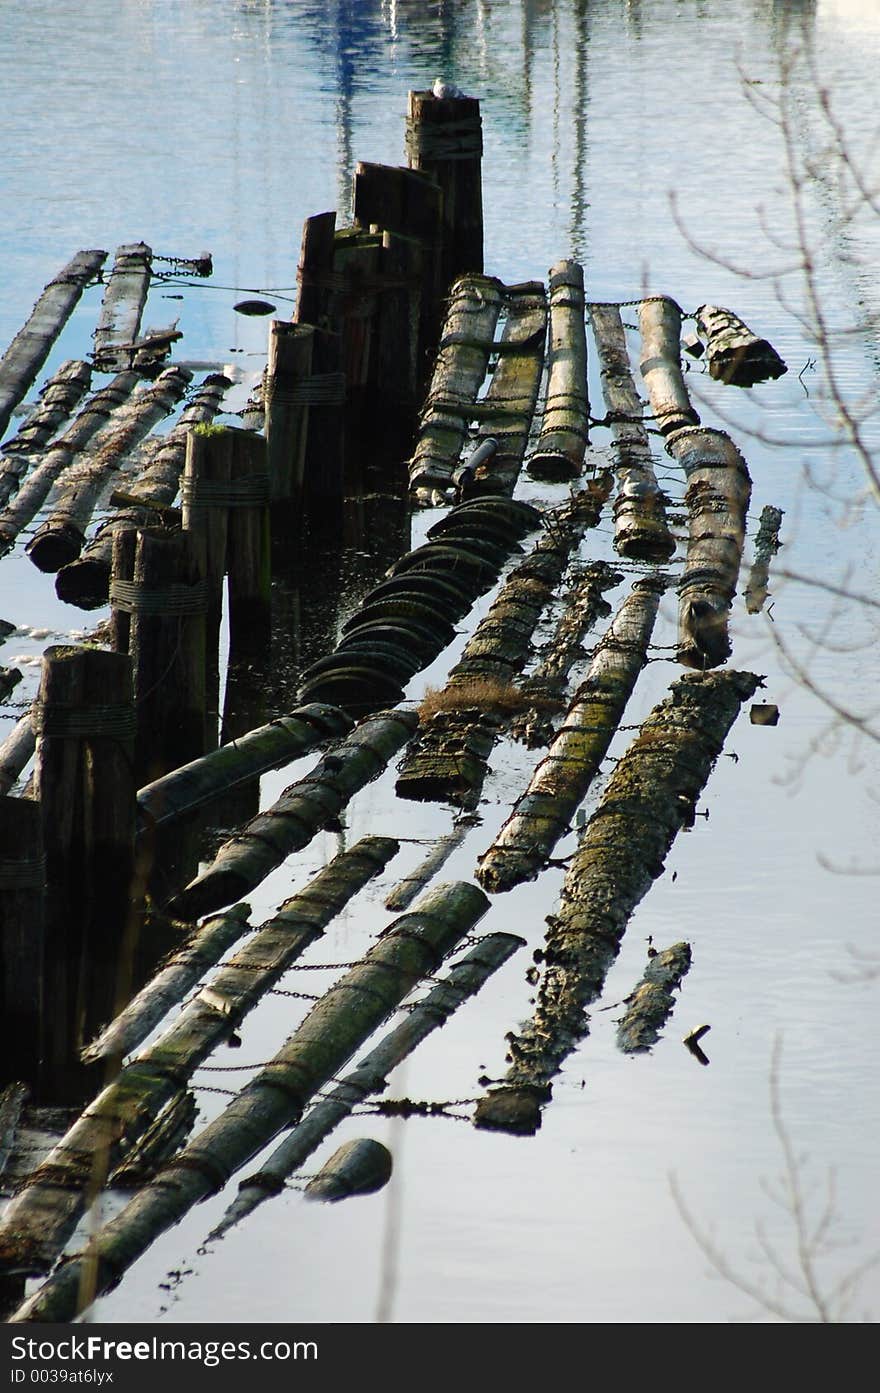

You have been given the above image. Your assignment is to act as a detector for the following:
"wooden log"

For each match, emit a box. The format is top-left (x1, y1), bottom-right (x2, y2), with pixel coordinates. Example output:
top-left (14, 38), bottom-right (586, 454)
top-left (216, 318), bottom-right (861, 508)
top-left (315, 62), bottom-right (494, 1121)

top-left (0, 836), bottom-right (399, 1278)
top-left (303, 1138), bottom-right (392, 1201)
top-left (166, 709), bottom-right (418, 920)
top-left (368, 228), bottom-right (425, 464)
top-left (667, 426), bottom-right (752, 669)
top-left (56, 373), bottom-right (231, 610)
top-left (0, 667), bottom-right (22, 706)
top-left (92, 243), bottom-right (153, 372)
top-left (264, 320), bottom-right (313, 502)
top-left (224, 428), bottom-right (271, 658)
top-left (0, 798), bottom-right (45, 1087)
top-left (527, 261), bottom-right (589, 480)
top-left (477, 576), bottom-right (666, 893)
top-left (468, 282), bottom-right (547, 498)
top-left (474, 670), bottom-right (761, 1135)
top-left (107, 1091), bottom-right (197, 1189)
top-left (0, 1084), bottom-right (29, 1179)
top-left (405, 89), bottom-right (483, 293)
top-left (694, 305), bottom-right (787, 387)
top-left (0, 250), bottom-right (106, 441)
top-left (385, 815), bottom-right (476, 911)
top-left (0, 713), bottom-right (35, 796)
top-left (0, 359), bottom-right (92, 491)
top-left (0, 372), bottom-right (141, 558)
top-left (589, 303), bottom-right (676, 561)
top-left (25, 365), bottom-right (193, 573)
top-left (616, 941), bottom-right (692, 1054)
top-left (211, 929), bottom-right (522, 1239)
top-left (637, 296), bottom-right (700, 436)
top-left (745, 504), bottom-right (784, 615)
top-left (9, 881), bottom-right (490, 1321)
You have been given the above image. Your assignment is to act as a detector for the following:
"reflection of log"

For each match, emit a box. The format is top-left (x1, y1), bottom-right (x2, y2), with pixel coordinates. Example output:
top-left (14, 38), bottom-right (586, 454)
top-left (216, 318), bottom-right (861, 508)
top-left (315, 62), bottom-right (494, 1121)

top-left (637, 297), bottom-right (699, 436)
top-left (745, 505), bottom-right (784, 614)
top-left (11, 881), bottom-right (489, 1322)
top-left (303, 1139), bottom-right (393, 1202)
top-left (589, 304), bottom-right (675, 561)
top-left (616, 941), bottom-right (692, 1053)
top-left (0, 837), bottom-right (399, 1279)
top-left (92, 243), bottom-right (152, 372)
top-left (528, 261), bottom-right (589, 481)
top-left (469, 282), bottom-right (547, 498)
top-left (167, 709), bottom-right (418, 920)
top-left (694, 305), bottom-right (787, 387)
top-left (668, 426), bottom-right (752, 669)
top-left (474, 670), bottom-right (760, 1135)
top-left (385, 815), bottom-right (475, 910)
top-left (477, 577), bottom-right (666, 893)
top-left (107, 1092), bottom-right (197, 1189)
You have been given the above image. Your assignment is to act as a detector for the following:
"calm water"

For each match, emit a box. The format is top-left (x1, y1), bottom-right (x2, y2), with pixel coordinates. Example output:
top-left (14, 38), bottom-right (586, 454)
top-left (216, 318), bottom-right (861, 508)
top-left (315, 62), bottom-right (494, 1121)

top-left (1, 0), bottom-right (878, 1324)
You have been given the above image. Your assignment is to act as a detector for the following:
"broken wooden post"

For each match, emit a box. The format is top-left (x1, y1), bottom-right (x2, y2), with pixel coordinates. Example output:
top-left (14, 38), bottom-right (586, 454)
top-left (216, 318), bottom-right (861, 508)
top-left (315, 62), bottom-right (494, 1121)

top-left (405, 88), bottom-right (483, 294)
top-left (694, 305), bottom-right (787, 387)
top-left (0, 796), bottom-right (45, 1087)
top-left (527, 261), bottom-right (589, 480)
top-left (638, 296), bottom-right (700, 436)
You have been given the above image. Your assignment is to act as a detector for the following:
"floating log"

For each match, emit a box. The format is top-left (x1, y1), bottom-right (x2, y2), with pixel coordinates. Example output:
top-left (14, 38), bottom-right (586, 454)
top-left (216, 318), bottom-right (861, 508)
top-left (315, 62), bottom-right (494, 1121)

top-left (0, 836), bottom-right (398, 1278)
top-left (694, 305), bottom-right (787, 387)
top-left (92, 243), bottom-right (153, 372)
top-left (0, 798), bottom-right (45, 1087)
top-left (0, 1085), bottom-right (29, 1179)
top-left (405, 89), bottom-right (483, 294)
top-left (589, 303), bottom-right (676, 561)
top-left (468, 282), bottom-right (547, 498)
top-left (527, 261), bottom-right (589, 480)
top-left (0, 713), bottom-right (35, 796)
top-left (385, 815), bottom-right (477, 911)
top-left (107, 1091), bottom-right (197, 1189)
top-left (408, 274), bottom-right (504, 501)
top-left (167, 709), bottom-right (418, 920)
top-left (477, 576), bottom-right (666, 893)
top-left (0, 371), bottom-right (141, 558)
top-left (616, 941), bottom-right (692, 1053)
top-left (0, 359), bottom-right (93, 508)
top-left (211, 929), bottom-right (522, 1240)
top-left (745, 504), bottom-right (784, 614)
top-left (637, 296), bottom-right (700, 436)
top-left (667, 426), bottom-right (752, 669)
top-left (10, 880), bottom-right (489, 1321)
top-left (25, 365), bottom-right (193, 573)
top-left (56, 373), bottom-right (231, 609)
top-left (0, 667), bottom-right (21, 705)
top-left (304, 1138), bottom-right (393, 1202)
top-left (0, 250), bottom-right (106, 441)
top-left (474, 669), bottom-right (761, 1135)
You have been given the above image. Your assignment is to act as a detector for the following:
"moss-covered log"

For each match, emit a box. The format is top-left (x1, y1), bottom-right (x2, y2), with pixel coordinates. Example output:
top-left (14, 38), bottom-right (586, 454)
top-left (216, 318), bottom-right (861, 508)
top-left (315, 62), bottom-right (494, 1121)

top-left (637, 297), bottom-right (699, 437)
top-left (616, 941), bottom-right (692, 1053)
top-left (106, 1091), bottom-right (197, 1189)
top-left (468, 281), bottom-right (547, 497)
top-left (92, 243), bottom-right (153, 373)
top-left (474, 669), bottom-right (760, 1134)
top-left (745, 504), bottom-right (784, 615)
top-left (527, 261), bottom-right (589, 481)
top-left (694, 305), bottom-right (787, 387)
top-left (303, 1138), bottom-right (393, 1202)
top-left (0, 360), bottom-right (92, 505)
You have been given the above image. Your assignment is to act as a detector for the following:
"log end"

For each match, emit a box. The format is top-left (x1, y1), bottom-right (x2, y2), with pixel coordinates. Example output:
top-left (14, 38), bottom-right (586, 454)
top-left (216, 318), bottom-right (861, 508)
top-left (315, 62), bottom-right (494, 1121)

top-left (473, 1083), bottom-right (550, 1136)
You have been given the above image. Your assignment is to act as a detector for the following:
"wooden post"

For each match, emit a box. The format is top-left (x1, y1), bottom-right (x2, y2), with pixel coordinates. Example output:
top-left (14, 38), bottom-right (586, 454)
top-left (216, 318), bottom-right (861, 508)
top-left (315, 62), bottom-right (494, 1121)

top-left (0, 796), bottom-right (45, 1087)
top-left (181, 425), bottom-right (231, 738)
top-left (264, 320), bottom-right (313, 507)
top-left (637, 297), bottom-right (700, 436)
top-left (224, 428), bottom-right (271, 660)
top-left (406, 89), bottom-right (483, 296)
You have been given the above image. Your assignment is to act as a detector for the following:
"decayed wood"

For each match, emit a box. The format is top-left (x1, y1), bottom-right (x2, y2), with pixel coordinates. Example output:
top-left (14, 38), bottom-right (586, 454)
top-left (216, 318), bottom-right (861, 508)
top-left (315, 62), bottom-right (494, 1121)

top-left (0, 372), bottom-right (141, 558)
top-left (589, 303), bottom-right (675, 561)
top-left (405, 89), bottom-right (483, 293)
top-left (528, 261), bottom-right (589, 480)
top-left (477, 576), bottom-right (666, 893)
top-left (408, 274), bottom-right (504, 500)
top-left (637, 297), bottom-right (700, 436)
top-left (0, 837), bottom-right (399, 1278)
top-left (616, 941), bottom-right (692, 1053)
top-left (92, 243), bottom-right (153, 372)
top-left (224, 429), bottom-right (271, 658)
top-left (0, 713), bottom-right (35, 796)
top-left (303, 1138), bottom-right (393, 1202)
top-left (10, 880), bottom-right (489, 1321)
top-left (0, 250), bottom-right (106, 441)
top-left (211, 929), bottom-right (522, 1240)
top-left (745, 504), bottom-right (784, 614)
top-left (0, 798), bottom-right (45, 1086)
top-left (167, 709), bottom-right (418, 920)
top-left (694, 305), bottom-right (787, 387)
top-left (667, 426), bottom-right (752, 669)
top-left (0, 359), bottom-right (93, 506)
top-left (0, 668), bottom-right (21, 705)
top-left (468, 282), bottom-right (547, 498)
top-left (474, 670), bottom-right (761, 1135)
top-left (26, 366), bottom-right (193, 573)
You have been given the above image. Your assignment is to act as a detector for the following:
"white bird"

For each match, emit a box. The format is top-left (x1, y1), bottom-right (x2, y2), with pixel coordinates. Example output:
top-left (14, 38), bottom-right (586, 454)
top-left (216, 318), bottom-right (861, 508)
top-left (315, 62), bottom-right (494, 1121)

top-left (432, 76), bottom-right (462, 99)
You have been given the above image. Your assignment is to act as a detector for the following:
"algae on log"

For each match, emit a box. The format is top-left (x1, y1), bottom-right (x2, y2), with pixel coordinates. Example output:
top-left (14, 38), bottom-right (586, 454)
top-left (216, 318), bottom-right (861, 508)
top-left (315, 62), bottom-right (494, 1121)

top-left (469, 282), bottom-right (547, 498)
top-left (10, 881), bottom-right (489, 1322)
top-left (668, 426), bottom-right (752, 669)
top-left (0, 837), bottom-right (398, 1279)
top-left (474, 670), bottom-right (761, 1135)
top-left (694, 305), bottom-right (787, 387)
top-left (745, 504), bottom-right (784, 615)
top-left (167, 709), bottom-right (417, 920)
top-left (589, 303), bottom-right (675, 561)
top-left (637, 297), bottom-right (699, 437)
top-left (476, 576), bottom-right (666, 893)
top-left (615, 941), bottom-right (692, 1054)
top-left (527, 261), bottom-right (589, 481)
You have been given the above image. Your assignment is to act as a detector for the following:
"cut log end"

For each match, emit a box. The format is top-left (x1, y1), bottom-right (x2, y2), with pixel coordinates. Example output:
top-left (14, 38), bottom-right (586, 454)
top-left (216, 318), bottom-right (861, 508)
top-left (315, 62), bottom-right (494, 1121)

top-left (472, 1083), bottom-right (550, 1136)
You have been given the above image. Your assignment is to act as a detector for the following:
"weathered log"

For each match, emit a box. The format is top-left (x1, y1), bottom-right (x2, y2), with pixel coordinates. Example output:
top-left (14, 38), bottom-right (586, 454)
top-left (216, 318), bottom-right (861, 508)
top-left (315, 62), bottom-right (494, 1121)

top-left (92, 243), bottom-right (153, 372)
top-left (527, 261), bottom-right (589, 480)
top-left (474, 670), bottom-right (761, 1134)
top-left (210, 929), bottom-right (522, 1240)
top-left (468, 282), bottom-right (547, 498)
top-left (589, 303), bottom-right (676, 561)
top-left (107, 1091), bottom-right (197, 1189)
top-left (0, 360), bottom-right (93, 511)
top-left (616, 941), bottom-right (692, 1053)
top-left (667, 426), bottom-right (752, 669)
top-left (0, 713), bottom-right (35, 796)
top-left (477, 576), bottom-right (666, 893)
top-left (405, 89), bottom-right (483, 294)
top-left (26, 365), bottom-right (193, 573)
top-left (10, 880), bottom-right (489, 1321)
top-left (0, 836), bottom-right (398, 1278)
top-left (303, 1138), bottom-right (393, 1202)
top-left (0, 667), bottom-right (22, 705)
top-left (694, 305), bottom-right (787, 387)
top-left (167, 709), bottom-right (418, 920)
top-left (0, 1084), bottom-right (29, 1179)
top-left (0, 250), bottom-right (106, 441)
top-left (637, 297), bottom-right (700, 436)
top-left (745, 504), bottom-right (784, 615)
top-left (0, 798), bottom-right (45, 1087)
top-left (180, 423), bottom-right (234, 732)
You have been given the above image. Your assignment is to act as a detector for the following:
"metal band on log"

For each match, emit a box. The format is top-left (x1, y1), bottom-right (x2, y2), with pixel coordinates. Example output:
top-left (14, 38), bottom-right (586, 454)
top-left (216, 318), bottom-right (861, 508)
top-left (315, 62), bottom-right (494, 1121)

top-left (527, 261), bottom-right (589, 481)
top-left (405, 88), bottom-right (483, 295)
top-left (474, 669), bottom-right (761, 1135)
top-left (637, 296), bottom-right (699, 436)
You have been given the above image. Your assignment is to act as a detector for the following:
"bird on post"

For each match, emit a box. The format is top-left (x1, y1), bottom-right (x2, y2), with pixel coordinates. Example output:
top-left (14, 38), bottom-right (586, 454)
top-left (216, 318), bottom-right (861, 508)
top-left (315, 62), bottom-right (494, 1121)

top-left (432, 76), bottom-right (462, 99)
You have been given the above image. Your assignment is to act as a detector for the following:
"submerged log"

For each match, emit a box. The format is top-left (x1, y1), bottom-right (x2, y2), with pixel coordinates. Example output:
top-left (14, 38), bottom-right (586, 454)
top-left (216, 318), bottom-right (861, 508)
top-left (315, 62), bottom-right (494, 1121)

top-left (10, 880), bottom-right (489, 1321)
top-left (694, 305), bottom-right (787, 387)
top-left (211, 930), bottom-right (522, 1240)
top-left (468, 282), bottom-right (547, 498)
top-left (303, 1138), bottom-right (393, 1202)
top-left (745, 504), bottom-right (784, 615)
top-left (0, 250), bottom-right (106, 441)
top-left (92, 243), bottom-right (153, 372)
top-left (637, 297), bottom-right (699, 436)
top-left (589, 303), bottom-right (675, 561)
top-left (527, 261), bottom-right (589, 480)
top-left (477, 576), bottom-right (666, 893)
top-left (474, 669), bottom-right (761, 1135)
top-left (668, 426), bottom-right (752, 669)
top-left (405, 89), bottom-right (483, 294)
top-left (0, 837), bottom-right (398, 1278)
top-left (616, 941), bottom-right (692, 1054)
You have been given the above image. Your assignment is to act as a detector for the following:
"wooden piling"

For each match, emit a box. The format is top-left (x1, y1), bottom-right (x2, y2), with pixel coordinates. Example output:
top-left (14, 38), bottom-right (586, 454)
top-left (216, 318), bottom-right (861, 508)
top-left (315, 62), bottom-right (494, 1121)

top-left (528, 261), bottom-right (590, 481)
top-left (264, 320), bottom-right (314, 504)
top-left (405, 89), bottom-right (483, 293)
top-left (180, 424), bottom-right (231, 732)
top-left (92, 243), bottom-right (153, 372)
top-left (0, 797), bottom-right (45, 1087)
top-left (637, 296), bottom-right (700, 436)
